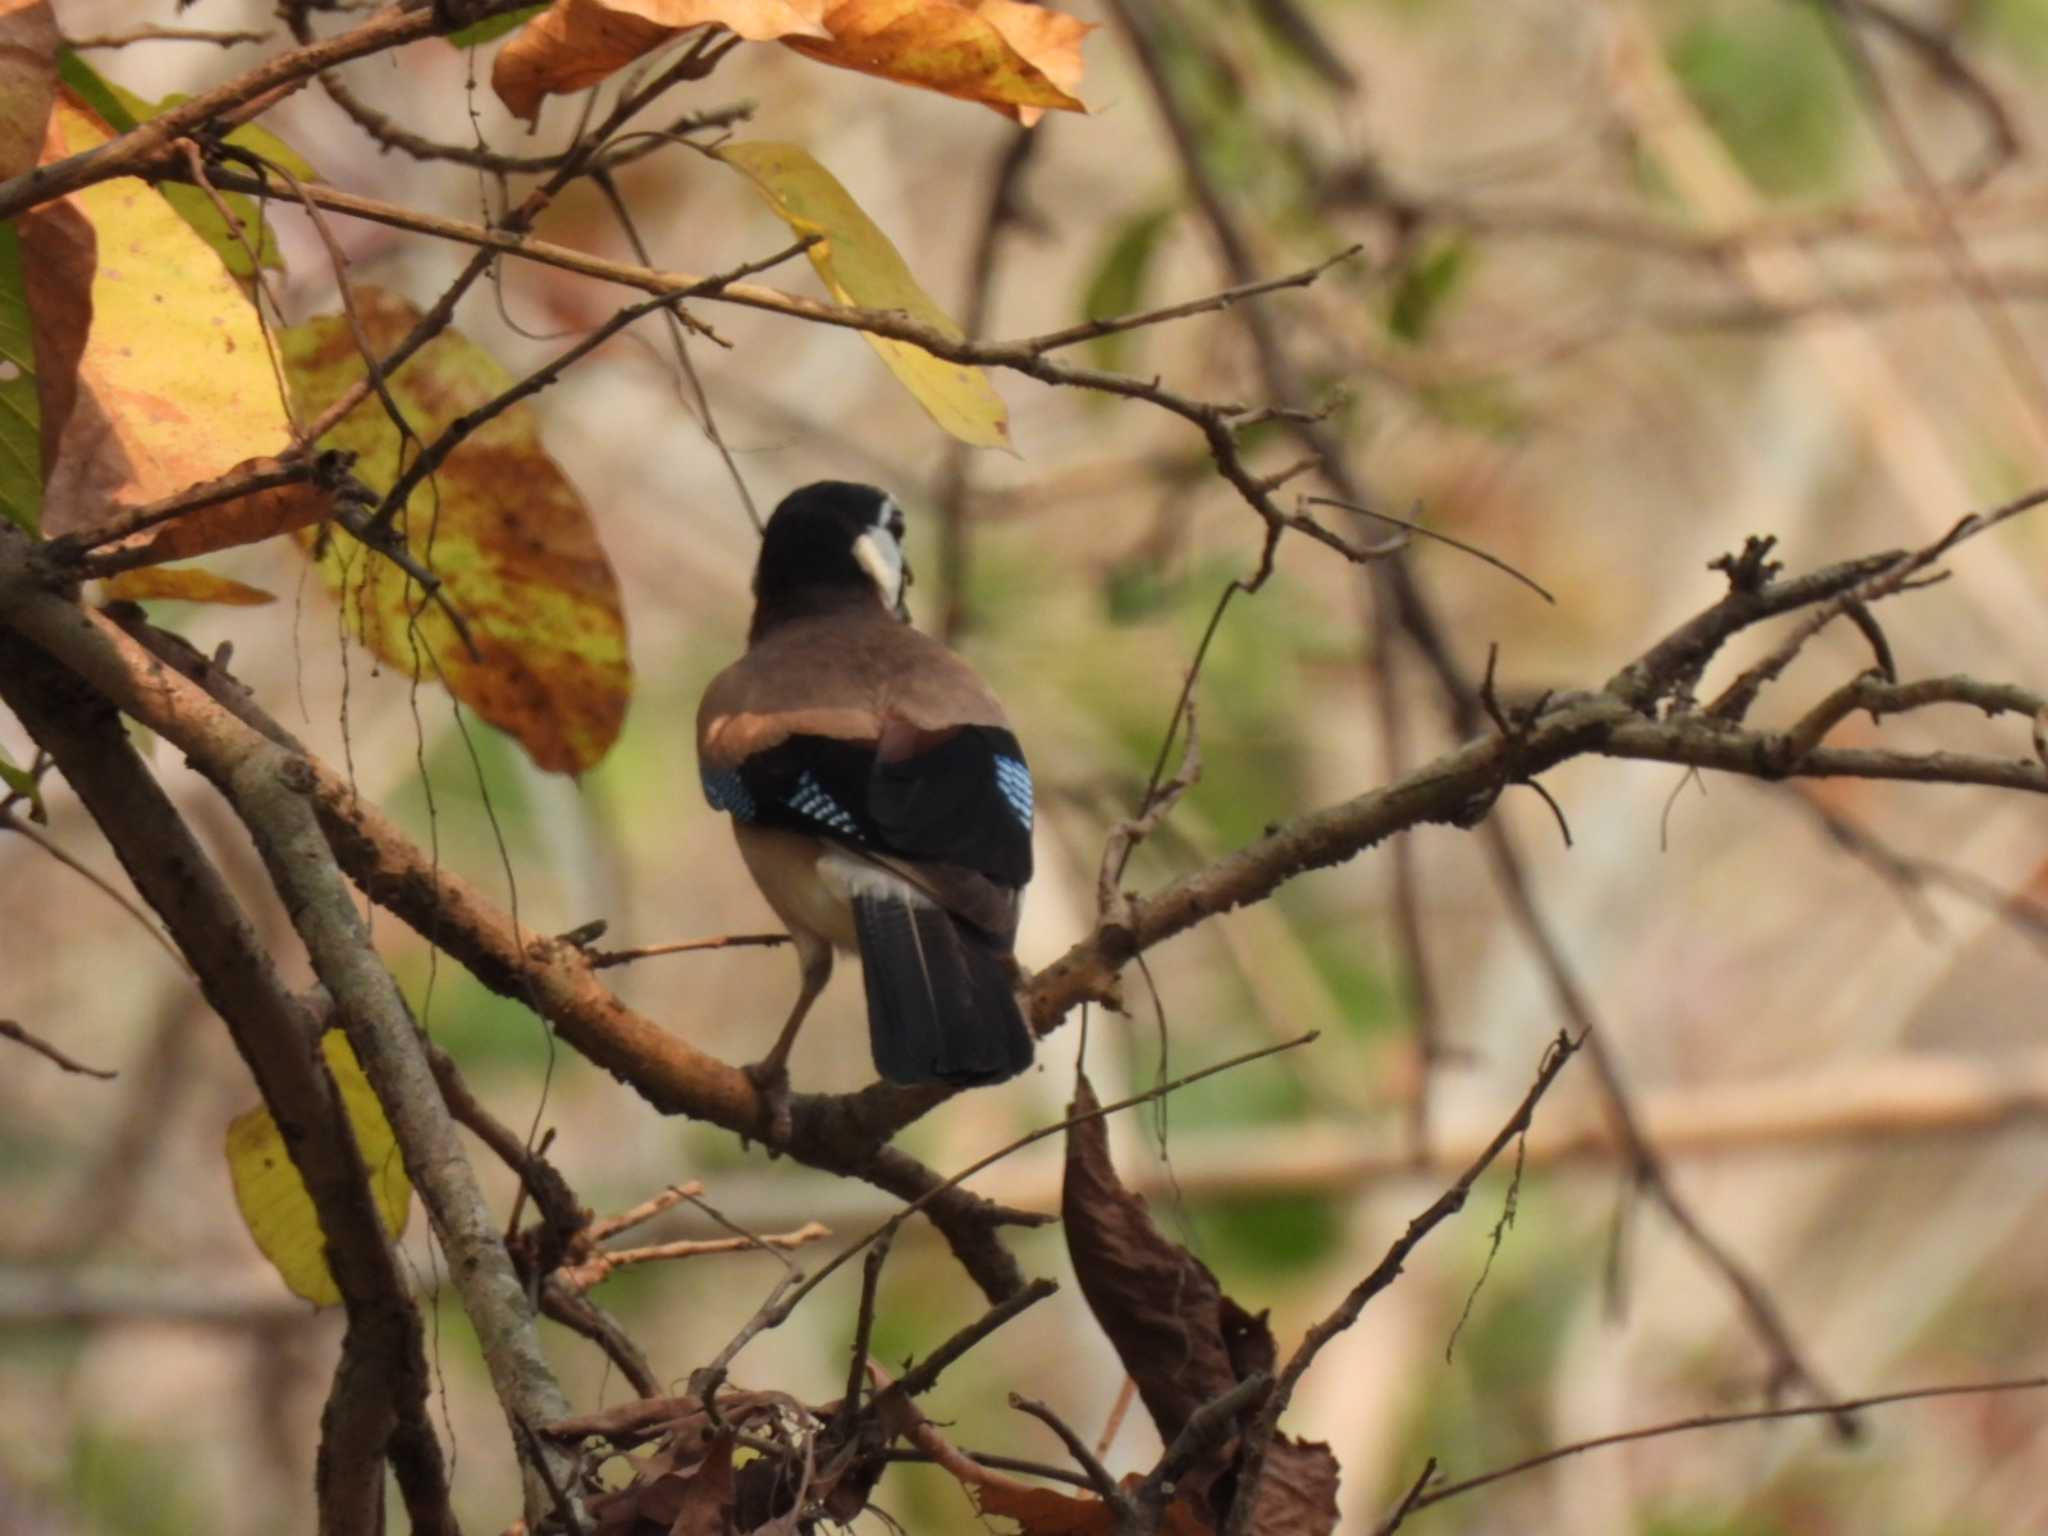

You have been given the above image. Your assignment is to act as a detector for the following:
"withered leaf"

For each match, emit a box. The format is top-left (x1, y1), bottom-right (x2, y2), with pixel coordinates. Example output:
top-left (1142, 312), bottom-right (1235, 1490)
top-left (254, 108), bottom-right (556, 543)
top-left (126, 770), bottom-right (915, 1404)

top-left (1246, 1437), bottom-right (1340, 1536)
top-left (1061, 1072), bottom-right (1341, 1536)
top-left (100, 565), bottom-right (275, 606)
top-left (279, 287), bottom-right (632, 776)
top-left (973, 1478), bottom-right (1211, 1536)
top-left (88, 457), bottom-right (332, 570)
top-left (0, 0), bottom-right (58, 181)
top-left (491, 0), bottom-right (1086, 124)
top-left (1062, 1071), bottom-right (1265, 1441)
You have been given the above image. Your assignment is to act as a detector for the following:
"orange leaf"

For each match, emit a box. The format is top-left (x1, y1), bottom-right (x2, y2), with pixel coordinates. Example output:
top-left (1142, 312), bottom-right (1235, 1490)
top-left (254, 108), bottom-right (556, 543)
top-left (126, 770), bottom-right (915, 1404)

top-left (489, 0), bottom-right (1085, 124)
top-left (85, 457), bottom-right (333, 569)
top-left (787, 0), bottom-right (1089, 121)
top-left (0, 0), bottom-right (58, 181)
top-left (971, 1479), bottom-right (1212, 1536)
top-left (492, 0), bottom-right (830, 123)
top-left (100, 565), bottom-right (276, 606)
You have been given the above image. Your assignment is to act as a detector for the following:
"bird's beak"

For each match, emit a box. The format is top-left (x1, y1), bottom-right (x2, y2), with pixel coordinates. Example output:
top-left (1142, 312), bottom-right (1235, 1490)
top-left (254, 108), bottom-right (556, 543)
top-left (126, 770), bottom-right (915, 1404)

top-left (896, 560), bottom-right (915, 621)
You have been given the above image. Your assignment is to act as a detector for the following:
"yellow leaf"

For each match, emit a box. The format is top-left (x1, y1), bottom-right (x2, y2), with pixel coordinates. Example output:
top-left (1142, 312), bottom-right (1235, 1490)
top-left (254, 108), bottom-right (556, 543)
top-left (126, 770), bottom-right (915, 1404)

top-left (18, 91), bottom-right (293, 539)
top-left (490, 0), bottom-right (1085, 123)
top-left (225, 1032), bottom-right (413, 1309)
top-left (280, 288), bottom-right (632, 776)
top-left (718, 141), bottom-right (1012, 450)
top-left (100, 565), bottom-right (276, 606)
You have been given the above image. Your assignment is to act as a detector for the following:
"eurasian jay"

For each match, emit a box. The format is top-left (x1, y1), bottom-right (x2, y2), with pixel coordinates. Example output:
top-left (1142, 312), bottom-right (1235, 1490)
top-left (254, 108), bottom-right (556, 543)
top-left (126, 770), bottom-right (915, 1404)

top-left (696, 482), bottom-right (1035, 1092)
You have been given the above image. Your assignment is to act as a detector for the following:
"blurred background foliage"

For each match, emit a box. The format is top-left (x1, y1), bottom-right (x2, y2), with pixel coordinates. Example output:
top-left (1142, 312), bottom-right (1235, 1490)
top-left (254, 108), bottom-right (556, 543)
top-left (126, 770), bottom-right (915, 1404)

top-left (6, 0), bottom-right (2048, 1532)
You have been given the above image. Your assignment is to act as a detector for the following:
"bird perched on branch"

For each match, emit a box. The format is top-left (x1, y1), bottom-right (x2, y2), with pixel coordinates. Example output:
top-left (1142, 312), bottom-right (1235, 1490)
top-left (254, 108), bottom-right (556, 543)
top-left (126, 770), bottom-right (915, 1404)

top-left (696, 482), bottom-right (1036, 1106)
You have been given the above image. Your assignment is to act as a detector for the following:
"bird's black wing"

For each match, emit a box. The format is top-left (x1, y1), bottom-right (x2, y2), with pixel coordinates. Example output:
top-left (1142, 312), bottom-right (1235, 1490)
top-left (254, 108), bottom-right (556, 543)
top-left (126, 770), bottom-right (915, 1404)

top-left (700, 724), bottom-right (1033, 890)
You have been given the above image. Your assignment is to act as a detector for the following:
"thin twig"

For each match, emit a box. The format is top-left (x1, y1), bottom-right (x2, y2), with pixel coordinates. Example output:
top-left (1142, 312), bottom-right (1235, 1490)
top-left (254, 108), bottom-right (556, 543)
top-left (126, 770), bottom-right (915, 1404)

top-left (0, 1019), bottom-right (117, 1079)
top-left (729, 1033), bottom-right (1320, 1361)
top-left (1223, 1032), bottom-right (1581, 1536)
top-left (1387, 1375), bottom-right (2048, 1526)
top-left (1010, 1393), bottom-right (1134, 1517)
top-left (65, 24), bottom-right (271, 48)
top-left (2, 811), bottom-right (192, 977)
top-left (1303, 496), bottom-right (1556, 603)
top-left (588, 932), bottom-right (791, 968)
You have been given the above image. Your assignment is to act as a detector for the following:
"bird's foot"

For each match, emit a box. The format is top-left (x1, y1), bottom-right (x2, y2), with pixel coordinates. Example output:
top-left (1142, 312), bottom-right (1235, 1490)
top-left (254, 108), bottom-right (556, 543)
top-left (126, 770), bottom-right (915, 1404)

top-left (742, 1058), bottom-right (795, 1150)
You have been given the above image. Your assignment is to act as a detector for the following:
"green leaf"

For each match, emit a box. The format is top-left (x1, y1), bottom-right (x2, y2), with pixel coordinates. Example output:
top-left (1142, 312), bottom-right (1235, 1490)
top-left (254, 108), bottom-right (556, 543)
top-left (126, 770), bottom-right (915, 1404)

top-left (1081, 204), bottom-right (1174, 372)
top-left (1384, 235), bottom-right (1472, 344)
top-left (225, 1031), bottom-right (413, 1308)
top-left (450, 4), bottom-right (546, 47)
top-left (0, 740), bottom-right (45, 822)
top-left (0, 222), bottom-right (40, 535)
top-left (55, 49), bottom-right (315, 277)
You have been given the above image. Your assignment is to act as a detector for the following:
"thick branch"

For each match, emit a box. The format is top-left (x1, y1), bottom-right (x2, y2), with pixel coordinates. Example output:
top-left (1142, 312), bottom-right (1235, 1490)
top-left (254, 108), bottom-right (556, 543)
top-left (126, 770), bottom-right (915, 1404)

top-left (0, 632), bottom-right (454, 1536)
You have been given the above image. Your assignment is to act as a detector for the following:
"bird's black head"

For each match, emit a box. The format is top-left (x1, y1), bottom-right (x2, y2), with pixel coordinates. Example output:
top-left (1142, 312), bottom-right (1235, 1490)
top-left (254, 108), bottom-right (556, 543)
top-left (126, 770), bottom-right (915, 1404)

top-left (751, 481), bottom-right (912, 640)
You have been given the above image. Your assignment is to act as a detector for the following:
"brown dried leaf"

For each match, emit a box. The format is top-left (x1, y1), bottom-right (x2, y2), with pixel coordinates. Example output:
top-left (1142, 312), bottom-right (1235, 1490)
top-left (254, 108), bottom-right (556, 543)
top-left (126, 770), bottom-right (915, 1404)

top-left (0, 0), bottom-right (58, 180)
top-left (973, 1481), bottom-right (1114, 1536)
top-left (1062, 1072), bottom-right (1340, 1536)
top-left (1247, 1437), bottom-right (1340, 1536)
top-left (972, 1476), bottom-right (1212, 1536)
top-left (1062, 1071), bottom-right (1267, 1441)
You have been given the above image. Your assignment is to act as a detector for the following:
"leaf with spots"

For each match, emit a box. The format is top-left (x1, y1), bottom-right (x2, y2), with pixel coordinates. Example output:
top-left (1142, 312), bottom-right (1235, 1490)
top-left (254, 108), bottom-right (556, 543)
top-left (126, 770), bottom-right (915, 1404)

top-left (279, 287), bottom-right (631, 775)
top-left (225, 1031), bottom-right (412, 1309)
top-left (719, 141), bottom-right (1012, 450)
top-left (55, 49), bottom-right (316, 279)
top-left (18, 89), bottom-right (294, 539)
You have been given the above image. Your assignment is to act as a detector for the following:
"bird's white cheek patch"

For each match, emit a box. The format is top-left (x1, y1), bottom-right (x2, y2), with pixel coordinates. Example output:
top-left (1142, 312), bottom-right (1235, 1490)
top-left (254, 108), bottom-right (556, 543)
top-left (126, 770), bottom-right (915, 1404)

top-left (852, 529), bottom-right (905, 609)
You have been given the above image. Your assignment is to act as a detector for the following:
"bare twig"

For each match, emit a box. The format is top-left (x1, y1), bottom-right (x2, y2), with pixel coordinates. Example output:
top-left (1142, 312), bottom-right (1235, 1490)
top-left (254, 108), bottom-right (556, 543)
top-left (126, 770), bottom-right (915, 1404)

top-left (1223, 1033), bottom-right (1581, 1536)
top-left (2, 810), bottom-right (191, 976)
top-left (1479, 816), bottom-right (1852, 1433)
top-left (587, 932), bottom-right (791, 968)
top-left (1303, 497), bottom-right (1556, 603)
top-left (1384, 1375), bottom-right (2048, 1527)
top-left (65, 24), bottom-right (272, 48)
top-left (1011, 1393), bottom-right (1133, 1517)
top-left (558, 1221), bottom-right (830, 1292)
top-left (0, 1019), bottom-right (116, 1079)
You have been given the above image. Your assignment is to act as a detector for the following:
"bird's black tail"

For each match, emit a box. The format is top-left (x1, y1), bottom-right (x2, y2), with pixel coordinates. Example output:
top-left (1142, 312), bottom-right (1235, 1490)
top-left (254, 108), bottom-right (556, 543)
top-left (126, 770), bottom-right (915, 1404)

top-left (852, 894), bottom-right (1033, 1086)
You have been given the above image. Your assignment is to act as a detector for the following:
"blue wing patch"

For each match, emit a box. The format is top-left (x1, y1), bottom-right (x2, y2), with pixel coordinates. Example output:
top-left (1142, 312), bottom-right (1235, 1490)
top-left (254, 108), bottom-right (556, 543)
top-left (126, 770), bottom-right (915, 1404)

top-left (718, 727), bottom-right (1032, 888)
top-left (788, 771), bottom-right (862, 837)
top-left (701, 764), bottom-right (756, 821)
top-left (992, 754), bottom-right (1034, 831)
